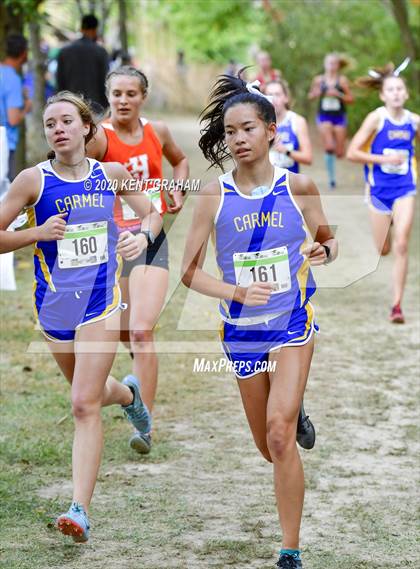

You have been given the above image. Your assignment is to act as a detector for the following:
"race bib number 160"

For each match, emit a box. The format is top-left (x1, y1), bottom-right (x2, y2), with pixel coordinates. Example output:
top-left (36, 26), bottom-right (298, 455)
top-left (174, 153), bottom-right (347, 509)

top-left (57, 221), bottom-right (108, 269)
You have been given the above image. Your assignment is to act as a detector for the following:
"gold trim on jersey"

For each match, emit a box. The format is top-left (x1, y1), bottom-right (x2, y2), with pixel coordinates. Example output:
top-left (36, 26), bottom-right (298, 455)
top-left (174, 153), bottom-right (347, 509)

top-left (27, 207), bottom-right (56, 292)
top-left (296, 232), bottom-right (311, 306)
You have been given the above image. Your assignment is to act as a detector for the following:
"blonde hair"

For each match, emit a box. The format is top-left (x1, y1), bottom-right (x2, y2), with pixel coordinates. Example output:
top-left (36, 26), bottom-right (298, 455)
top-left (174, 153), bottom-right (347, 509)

top-left (326, 52), bottom-right (353, 71)
top-left (44, 91), bottom-right (97, 159)
top-left (105, 66), bottom-right (148, 96)
top-left (265, 78), bottom-right (293, 110)
top-left (356, 62), bottom-right (407, 91)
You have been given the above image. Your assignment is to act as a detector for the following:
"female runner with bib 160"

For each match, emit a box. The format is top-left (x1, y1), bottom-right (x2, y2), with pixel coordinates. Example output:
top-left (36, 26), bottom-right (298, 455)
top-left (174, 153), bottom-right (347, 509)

top-left (347, 60), bottom-right (418, 324)
top-left (0, 91), bottom-right (162, 542)
top-left (87, 66), bottom-right (189, 454)
top-left (181, 74), bottom-right (338, 569)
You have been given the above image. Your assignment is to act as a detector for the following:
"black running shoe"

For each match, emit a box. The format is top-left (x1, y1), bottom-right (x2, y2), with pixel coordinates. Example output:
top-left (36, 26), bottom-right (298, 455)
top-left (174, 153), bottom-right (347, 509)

top-left (276, 553), bottom-right (303, 568)
top-left (296, 401), bottom-right (315, 450)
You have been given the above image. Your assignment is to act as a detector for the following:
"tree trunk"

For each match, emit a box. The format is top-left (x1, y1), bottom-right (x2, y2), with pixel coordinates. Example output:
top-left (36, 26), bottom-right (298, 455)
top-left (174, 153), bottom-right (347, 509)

top-left (28, 18), bottom-right (47, 165)
top-left (89, 0), bottom-right (97, 14)
top-left (100, 0), bottom-right (113, 39)
top-left (118, 0), bottom-right (128, 53)
top-left (386, 0), bottom-right (419, 86)
top-left (0, 3), bottom-right (7, 60)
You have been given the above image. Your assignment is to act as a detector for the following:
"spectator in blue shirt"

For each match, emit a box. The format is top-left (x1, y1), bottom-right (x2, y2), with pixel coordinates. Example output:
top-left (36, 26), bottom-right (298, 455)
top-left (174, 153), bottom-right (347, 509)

top-left (0, 34), bottom-right (32, 180)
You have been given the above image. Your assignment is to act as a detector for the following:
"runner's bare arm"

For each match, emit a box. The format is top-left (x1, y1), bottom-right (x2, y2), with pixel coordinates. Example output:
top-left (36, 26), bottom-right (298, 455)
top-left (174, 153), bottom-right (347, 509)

top-left (291, 115), bottom-right (312, 165)
top-left (0, 168), bottom-right (67, 253)
top-left (153, 121), bottom-right (189, 178)
top-left (86, 124), bottom-right (108, 160)
top-left (414, 113), bottom-right (420, 141)
top-left (308, 76), bottom-right (322, 100)
top-left (339, 76), bottom-right (354, 104)
top-left (347, 111), bottom-right (403, 166)
top-left (103, 161), bottom-right (162, 238)
top-left (291, 173), bottom-right (338, 266)
top-left (153, 121), bottom-right (189, 213)
top-left (181, 183), bottom-right (273, 306)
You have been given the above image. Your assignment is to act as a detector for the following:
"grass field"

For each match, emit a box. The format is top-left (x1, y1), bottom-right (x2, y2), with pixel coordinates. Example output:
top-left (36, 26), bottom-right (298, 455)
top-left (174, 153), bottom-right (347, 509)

top-left (0, 116), bottom-right (419, 569)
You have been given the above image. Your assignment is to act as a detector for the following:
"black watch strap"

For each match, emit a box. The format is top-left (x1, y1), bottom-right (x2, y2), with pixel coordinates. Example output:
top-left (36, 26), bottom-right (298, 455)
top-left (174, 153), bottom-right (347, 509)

top-left (323, 244), bottom-right (331, 262)
top-left (140, 229), bottom-right (156, 245)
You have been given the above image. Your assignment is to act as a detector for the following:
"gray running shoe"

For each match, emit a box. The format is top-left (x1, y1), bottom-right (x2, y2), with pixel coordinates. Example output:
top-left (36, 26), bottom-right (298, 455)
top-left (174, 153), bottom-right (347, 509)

top-left (296, 401), bottom-right (315, 450)
top-left (121, 375), bottom-right (151, 434)
top-left (129, 431), bottom-right (152, 454)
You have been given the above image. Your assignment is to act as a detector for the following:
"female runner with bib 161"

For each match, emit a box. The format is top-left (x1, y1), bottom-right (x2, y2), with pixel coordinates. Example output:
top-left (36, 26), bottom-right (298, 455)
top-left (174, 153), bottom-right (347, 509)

top-left (181, 74), bottom-right (338, 569)
top-left (0, 91), bottom-right (162, 542)
top-left (308, 53), bottom-right (354, 190)
top-left (87, 66), bottom-right (189, 454)
top-left (347, 59), bottom-right (418, 324)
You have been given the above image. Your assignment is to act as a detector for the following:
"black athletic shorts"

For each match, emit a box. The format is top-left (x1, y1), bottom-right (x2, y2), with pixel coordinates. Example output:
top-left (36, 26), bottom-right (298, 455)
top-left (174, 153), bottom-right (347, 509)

top-left (121, 228), bottom-right (168, 277)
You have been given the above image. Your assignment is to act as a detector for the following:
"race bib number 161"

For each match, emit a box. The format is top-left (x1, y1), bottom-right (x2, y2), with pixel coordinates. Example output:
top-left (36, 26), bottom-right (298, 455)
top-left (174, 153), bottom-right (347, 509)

top-left (233, 246), bottom-right (291, 294)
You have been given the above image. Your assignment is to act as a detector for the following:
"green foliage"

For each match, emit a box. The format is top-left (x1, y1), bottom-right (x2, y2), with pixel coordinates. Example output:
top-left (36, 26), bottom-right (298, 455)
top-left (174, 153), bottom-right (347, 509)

top-left (150, 0), bottom-right (418, 130)
top-left (148, 0), bottom-right (266, 64)
top-left (264, 0), bottom-right (419, 129)
top-left (4, 0), bottom-right (43, 20)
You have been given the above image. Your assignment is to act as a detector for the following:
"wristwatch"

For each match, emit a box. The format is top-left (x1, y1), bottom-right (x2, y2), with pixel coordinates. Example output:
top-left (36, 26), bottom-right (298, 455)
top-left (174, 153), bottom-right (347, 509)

top-left (140, 229), bottom-right (156, 245)
top-left (322, 244), bottom-right (331, 264)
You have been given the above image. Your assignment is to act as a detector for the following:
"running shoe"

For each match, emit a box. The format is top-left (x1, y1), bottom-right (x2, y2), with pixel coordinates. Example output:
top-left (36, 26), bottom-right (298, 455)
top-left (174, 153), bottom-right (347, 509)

top-left (389, 304), bottom-right (405, 324)
top-left (129, 431), bottom-right (152, 454)
top-left (296, 402), bottom-right (315, 450)
top-left (121, 375), bottom-right (152, 434)
top-left (329, 181), bottom-right (336, 191)
top-left (56, 502), bottom-right (90, 543)
top-left (276, 553), bottom-right (303, 568)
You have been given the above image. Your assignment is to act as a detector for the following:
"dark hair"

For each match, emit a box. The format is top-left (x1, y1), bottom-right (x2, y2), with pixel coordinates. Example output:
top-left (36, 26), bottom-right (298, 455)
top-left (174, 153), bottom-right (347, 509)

top-left (105, 65), bottom-right (149, 96)
top-left (81, 14), bottom-right (99, 30)
top-left (6, 34), bottom-right (27, 58)
top-left (43, 91), bottom-right (97, 159)
top-left (356, 63), bottom-right (407, 91)
top-left (199, 71), bottom-right (276, 170)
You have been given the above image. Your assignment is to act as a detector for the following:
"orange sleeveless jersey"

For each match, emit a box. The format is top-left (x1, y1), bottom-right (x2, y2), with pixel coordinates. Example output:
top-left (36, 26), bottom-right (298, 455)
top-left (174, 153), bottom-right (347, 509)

top-left (102, 118), bottom-right (166, 231)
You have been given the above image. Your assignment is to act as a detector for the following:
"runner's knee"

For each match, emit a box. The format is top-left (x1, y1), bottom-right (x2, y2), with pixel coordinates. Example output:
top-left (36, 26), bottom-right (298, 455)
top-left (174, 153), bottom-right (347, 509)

top-left (130, 327), bottom-right (154, 345)
top-left (266, 417), bottom-right (296, 460)
top-left (393, 236), bottom-right (408, 256)
top-left (71, 395), bottom-right (101, 420)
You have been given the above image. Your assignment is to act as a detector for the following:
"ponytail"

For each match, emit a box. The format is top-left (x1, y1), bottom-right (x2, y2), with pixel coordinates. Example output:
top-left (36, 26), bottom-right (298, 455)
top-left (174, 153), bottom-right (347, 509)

top-left (199, 69), bottom-right (276, 170)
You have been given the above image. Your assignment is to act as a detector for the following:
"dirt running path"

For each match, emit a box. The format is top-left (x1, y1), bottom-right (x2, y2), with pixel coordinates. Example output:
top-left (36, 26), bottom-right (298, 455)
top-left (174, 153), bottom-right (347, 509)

top-left (1, 115), bottom-right (418, 569)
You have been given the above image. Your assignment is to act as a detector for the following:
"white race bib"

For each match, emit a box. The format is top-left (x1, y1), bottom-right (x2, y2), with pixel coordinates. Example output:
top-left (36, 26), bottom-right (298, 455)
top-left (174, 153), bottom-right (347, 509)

top-left (57, 221), bottom-right (108, 269)
top-left (145, 187), bottom-right (163, 214)
top-left (269, 144), bottom-right (294, 169)
top-left (233, 246), bottom-right (291, 295)
top-left (321, 97), bottom-right (341, 112)
top-left (380, 148), bottom-right (409, 175)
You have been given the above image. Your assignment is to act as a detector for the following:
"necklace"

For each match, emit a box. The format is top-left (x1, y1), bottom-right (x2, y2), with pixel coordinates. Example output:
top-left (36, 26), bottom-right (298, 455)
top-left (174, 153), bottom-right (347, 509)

top-left (251, 185), bottom-right (270, 197)
top-left (54, 157), bottom-right (87, 169)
